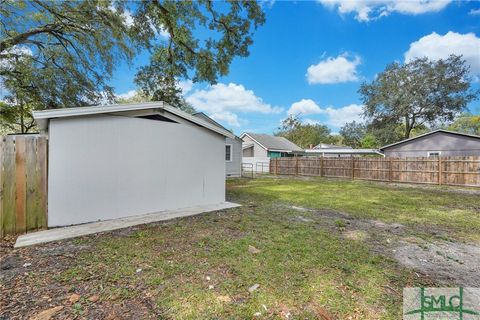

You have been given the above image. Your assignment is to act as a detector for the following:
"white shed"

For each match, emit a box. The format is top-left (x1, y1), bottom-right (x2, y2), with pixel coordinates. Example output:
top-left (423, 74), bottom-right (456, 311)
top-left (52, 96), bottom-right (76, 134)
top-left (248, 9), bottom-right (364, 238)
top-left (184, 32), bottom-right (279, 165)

top-left (33, 102), bottom-right (235, 227)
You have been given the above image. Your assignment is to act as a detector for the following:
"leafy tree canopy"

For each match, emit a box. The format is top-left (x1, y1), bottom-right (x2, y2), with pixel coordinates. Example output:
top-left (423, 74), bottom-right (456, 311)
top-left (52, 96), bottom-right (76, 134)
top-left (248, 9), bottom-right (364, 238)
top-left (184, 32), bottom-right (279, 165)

top-left (339, 121), bottom-right (366, 148)
top-left (359, 55), bottom-right (478, 140)
top-left (275, 115), bottom-right (340, 148)
top-left (447, 113), bottom-right (480, 135)
top-left (0, 0), bottom-right (265, 133)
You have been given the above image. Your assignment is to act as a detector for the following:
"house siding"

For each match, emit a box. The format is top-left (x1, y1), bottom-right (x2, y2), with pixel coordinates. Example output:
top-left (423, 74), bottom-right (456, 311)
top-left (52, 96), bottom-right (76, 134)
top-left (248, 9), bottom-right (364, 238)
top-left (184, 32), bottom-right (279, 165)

top-left (383, 132), bottom-right (480, 157)
top-left (242, 135), bottom-right (268, 158)
top-left (226, 137), bottom-right (242, 177)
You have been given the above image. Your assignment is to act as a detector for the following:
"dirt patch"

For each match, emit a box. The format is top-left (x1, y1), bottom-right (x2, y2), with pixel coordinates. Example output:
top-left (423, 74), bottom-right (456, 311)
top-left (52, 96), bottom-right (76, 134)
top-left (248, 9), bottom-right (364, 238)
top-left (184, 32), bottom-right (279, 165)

top-left (286, 204), bottom-right (480, 286)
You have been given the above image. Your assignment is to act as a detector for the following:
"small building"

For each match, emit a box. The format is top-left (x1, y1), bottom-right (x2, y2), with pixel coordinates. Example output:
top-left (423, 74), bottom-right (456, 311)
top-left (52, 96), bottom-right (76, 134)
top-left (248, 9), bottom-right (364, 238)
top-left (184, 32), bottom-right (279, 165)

top-left (193, 112), bottom-right (242, 177)
top-left (313, 143), bottom-right (352, 150)
top-left (295, 148), bottom-right (383, 157)
top-left (33, 102), bottom-right (235, 227)
top-left (240, 133), bottom-right (302, 158)
top-left (380, 129), bottom-right (480, 157)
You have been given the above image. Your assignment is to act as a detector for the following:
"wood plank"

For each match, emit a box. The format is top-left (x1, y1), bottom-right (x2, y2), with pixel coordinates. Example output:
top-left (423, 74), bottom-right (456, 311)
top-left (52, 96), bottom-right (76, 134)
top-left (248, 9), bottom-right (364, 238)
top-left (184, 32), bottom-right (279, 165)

top-left (0, 138), bottom-right (4, 238)
top-left (37, 137), bottom-right (48, 230)
top-left (25, 137), bottom-right (38, 231)
top-left (15, 137), bottom-right (26, 234)
top-left (2, 136), bottom-right (16, 235)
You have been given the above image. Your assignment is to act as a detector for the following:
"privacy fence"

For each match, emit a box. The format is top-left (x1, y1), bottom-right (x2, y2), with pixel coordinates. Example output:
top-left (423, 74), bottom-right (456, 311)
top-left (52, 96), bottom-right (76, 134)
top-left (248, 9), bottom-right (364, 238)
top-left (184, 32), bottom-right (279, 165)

top-left (270, 156), bottom-right (480, 187)
top-left (0, 135), bottom-right (48, 237)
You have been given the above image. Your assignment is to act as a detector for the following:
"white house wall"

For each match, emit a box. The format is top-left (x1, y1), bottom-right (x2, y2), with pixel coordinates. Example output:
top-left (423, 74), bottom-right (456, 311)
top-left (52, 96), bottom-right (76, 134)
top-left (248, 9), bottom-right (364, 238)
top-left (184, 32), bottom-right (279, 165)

top-left (48, 115), bottom-right (225, 227)
top-left (242, 135), bottom-right (268, 158)
top-left (226, 137), bottom-right (242, 177)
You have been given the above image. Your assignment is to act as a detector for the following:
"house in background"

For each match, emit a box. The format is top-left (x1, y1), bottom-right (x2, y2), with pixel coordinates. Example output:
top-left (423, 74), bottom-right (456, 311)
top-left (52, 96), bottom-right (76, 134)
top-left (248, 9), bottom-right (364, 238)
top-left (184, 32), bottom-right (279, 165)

top-left (193, 112), bottom-right (242, 177)
top-left (313, 143), bottom-right (352, 150)
top-left (33, 102), bottom-right (236, 227)
top-left (241, 133), bottom-right (302, 158)
top-left (380, 129), bottom-right (480, 157)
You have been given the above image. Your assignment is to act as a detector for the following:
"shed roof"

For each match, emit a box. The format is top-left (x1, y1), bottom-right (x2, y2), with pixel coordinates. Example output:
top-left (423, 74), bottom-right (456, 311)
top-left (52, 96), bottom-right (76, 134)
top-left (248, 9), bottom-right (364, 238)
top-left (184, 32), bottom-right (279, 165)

top-left (296, 148), bottom-right (383, 156)
top-left (380, 129), bottom-right (480, 150)
top-left (240, 133), bottom-right (302, 152)
top-left (32, 102), bottom-right (235, 139)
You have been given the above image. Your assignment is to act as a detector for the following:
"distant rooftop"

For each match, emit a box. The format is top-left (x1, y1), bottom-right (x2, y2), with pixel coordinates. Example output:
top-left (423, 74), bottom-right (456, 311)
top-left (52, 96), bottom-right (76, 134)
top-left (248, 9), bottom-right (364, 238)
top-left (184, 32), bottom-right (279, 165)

top-left (241, 133), bottom-right (302, 152)
top-left (313, 143), bottom-right (352, 149)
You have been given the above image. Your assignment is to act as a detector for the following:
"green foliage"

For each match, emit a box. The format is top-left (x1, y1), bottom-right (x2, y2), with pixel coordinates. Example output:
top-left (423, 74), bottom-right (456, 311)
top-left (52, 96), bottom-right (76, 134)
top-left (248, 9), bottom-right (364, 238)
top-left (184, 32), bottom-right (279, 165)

top-left (0, 100), bottom-right (36, 133)
top-left (0, 0), bottom-right (133, 108)
top-left (275, 114), bottom-right (337, 148)
top-left (447, 113), bottom-right (480, 135)
top-left (360, 133), bottom-right (378, 148)
top-left (339, 121), bottom-right (366, 148)
top-left (133, 0), bottom-right (265, 107)
top-left (0, 0), bottom-right (265, 132)
top-left (360, 55), bottom-right (479, 140)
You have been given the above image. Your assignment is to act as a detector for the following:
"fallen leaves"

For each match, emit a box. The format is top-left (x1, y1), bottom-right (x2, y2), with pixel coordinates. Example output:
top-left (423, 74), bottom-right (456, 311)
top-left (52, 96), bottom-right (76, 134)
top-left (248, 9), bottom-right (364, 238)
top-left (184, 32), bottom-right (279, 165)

top-left (29, 306), bottom-right (63, 320)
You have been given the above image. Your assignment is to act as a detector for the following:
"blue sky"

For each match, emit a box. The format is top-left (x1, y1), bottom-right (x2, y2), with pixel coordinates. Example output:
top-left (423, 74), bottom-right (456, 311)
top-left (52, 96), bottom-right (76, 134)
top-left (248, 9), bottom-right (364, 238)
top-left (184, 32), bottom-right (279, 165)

top-left (111, 0), bottom-right (480, 136)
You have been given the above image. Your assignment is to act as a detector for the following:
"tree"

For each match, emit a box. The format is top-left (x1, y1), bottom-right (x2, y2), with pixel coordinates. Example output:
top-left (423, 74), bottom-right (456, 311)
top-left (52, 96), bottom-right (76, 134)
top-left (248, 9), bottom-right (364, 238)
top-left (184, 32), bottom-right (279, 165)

top-left (447, 113), bottom-right (480, 135)
top-left (339, 121), bottom-right (366, 148)
top-left (1, 1), bottom-right (264, 132)
top-left (275, 115), bottom-right (334, 148)
top-left (115, 88), bottom-right (196, 114)
top-left (359, 55), bottom-right (479, 140)
top-left (0, 0), bottom-right (133, 109)
top-left (133, 1), bottom-right (265, 105)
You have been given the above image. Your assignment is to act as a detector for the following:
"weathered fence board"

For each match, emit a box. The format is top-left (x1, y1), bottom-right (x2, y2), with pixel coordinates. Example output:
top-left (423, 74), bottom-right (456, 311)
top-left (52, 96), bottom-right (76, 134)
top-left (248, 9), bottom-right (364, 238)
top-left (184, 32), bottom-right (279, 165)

top-left (0, 135), bottom-right (48, 237)
top-left (271, 156), bottom-right (480, 187)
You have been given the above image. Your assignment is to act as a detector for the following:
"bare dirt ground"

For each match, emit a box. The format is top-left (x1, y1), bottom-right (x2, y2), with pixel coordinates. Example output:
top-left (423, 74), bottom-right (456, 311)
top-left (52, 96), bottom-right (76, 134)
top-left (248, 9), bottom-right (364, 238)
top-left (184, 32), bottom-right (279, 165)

top-left (287, 205), bottom-right (480, 287)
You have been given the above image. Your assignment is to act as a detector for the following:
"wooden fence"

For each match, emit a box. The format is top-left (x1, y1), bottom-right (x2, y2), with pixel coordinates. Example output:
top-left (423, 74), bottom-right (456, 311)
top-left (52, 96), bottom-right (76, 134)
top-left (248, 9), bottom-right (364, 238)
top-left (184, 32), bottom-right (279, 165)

top-left (0, 135), bottom-right (48, 237)
top-left (270, 156), bottom-right (480, 187)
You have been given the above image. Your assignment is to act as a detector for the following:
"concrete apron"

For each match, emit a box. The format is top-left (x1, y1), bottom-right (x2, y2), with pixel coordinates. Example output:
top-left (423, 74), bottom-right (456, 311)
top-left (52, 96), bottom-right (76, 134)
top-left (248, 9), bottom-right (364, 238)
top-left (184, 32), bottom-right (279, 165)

top-left (15, 202), bottom-right (241, 248)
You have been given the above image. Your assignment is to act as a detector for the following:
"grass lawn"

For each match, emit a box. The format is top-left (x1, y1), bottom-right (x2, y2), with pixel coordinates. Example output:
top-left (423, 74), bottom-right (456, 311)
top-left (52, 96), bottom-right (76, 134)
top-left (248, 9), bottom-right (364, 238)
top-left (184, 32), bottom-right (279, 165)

top-left (2, 177), bottom-right (479, 319)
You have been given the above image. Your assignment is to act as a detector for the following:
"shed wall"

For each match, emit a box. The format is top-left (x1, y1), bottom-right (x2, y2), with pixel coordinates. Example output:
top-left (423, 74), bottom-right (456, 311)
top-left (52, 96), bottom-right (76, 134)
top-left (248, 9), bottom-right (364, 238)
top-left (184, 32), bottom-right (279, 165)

top-left (48, 115), bottom-right (225, 226)
top-left (383, 132), bottom-right (480, 157)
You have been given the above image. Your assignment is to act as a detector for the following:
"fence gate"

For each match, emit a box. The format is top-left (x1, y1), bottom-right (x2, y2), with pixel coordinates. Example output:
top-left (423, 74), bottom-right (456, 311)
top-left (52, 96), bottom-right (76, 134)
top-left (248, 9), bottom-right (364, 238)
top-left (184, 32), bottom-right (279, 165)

top-left (0, 135), bottom-right (48, 237)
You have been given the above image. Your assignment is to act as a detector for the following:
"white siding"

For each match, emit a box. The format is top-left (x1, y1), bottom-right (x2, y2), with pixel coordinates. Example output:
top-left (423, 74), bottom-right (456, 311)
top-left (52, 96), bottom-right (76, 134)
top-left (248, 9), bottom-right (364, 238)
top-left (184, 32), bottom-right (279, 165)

top-left (226, 137), bottom-right (242, 177)
top-left (48, 115), bottom-right (225, 227)
top-left (241, 135), bottom-right (267, 157)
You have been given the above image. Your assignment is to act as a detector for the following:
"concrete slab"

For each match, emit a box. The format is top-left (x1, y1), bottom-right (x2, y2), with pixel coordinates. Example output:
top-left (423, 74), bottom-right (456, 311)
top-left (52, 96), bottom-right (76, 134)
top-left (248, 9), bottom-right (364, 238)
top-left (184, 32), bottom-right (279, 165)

top-left (15, 202), bottom-right (241, 248)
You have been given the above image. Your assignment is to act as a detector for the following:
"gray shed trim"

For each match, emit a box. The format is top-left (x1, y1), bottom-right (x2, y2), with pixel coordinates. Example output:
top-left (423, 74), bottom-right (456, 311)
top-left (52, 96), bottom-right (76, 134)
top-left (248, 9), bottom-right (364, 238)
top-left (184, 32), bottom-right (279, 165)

top-left (33, 102), bottom-right (235, 139)
top-left (380, 129), bottom-right (480, 151)
top-left (240, 132), bottom-right (302, 152)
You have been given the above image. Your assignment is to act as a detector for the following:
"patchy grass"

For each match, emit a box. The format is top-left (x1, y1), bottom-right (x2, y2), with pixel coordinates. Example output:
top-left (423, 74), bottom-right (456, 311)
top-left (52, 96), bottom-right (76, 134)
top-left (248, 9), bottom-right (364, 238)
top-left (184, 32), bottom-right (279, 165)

top-left (4, 176), bottom-right (479, 319)
top-left (228, 177), bottom-right (480, 242)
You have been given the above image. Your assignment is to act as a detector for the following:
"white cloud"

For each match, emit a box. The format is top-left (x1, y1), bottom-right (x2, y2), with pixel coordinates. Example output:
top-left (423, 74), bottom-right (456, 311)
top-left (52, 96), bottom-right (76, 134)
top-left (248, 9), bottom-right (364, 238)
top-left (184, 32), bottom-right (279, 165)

top-left (178, 80), bottom-right (193, 94)
top-left (306, 54), bottom-right (361, 84)
top-left (404, 31), bottom-right (480, 75)
top-left (210, 111), bottom-right (242, 127)
top-left (318, 0), bottom-right (451, 22)
top-left (115, 89), bottom-right (137, 100)
top-left (186, 82), bottom-right (283, 114)
top-left (288, 99), bottom-right (364, 127)
top-left (470, 8), bottom-right (480, 16)
top-left (321, 104), bottom-right (364, 127)
top-left (288, 99), bottom-right (322, 115)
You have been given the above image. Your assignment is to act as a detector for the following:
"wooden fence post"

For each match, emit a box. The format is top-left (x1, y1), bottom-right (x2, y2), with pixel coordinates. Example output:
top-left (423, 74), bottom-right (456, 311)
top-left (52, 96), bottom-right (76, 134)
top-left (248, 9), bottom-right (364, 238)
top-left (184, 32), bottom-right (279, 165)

top-left (351, 156), bottom-right (355, 180)
top-left (320, 156), bottom-right (324, 177)
top-left (389, 158), bottom-right (393, 182)
top-left (15, 137), bottom-right (26, 234)
top-left (295, 157), bottom-right (299, 176)
top-left (438, 157), bottom-right (442, 185)
top-left (275, 158), bottom-right (278, 175)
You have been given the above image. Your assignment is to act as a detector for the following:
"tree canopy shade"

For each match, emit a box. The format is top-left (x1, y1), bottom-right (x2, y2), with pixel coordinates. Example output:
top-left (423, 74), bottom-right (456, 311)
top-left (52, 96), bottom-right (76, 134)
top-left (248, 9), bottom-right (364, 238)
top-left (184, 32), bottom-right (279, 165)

top-left (359, 55), bottom-right (479, 140)
top-left (134, 1), bottom-right (265, 103)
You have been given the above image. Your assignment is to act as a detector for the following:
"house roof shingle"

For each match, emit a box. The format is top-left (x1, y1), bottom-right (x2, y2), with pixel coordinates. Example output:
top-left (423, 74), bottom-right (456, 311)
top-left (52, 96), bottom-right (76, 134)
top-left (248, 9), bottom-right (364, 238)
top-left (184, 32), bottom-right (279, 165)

top-left (380, 129), bottom-right (480, 150)
top-left (241, 133), bottom-right (302, 152)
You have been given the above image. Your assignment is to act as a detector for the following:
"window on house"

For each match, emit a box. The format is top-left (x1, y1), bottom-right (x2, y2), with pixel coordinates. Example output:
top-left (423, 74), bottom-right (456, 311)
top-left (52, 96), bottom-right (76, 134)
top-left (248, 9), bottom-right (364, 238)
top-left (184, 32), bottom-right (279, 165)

top-left (226, 145), bottom-right (232, 161)
top-left (427, 151), bottom-right (441, 157)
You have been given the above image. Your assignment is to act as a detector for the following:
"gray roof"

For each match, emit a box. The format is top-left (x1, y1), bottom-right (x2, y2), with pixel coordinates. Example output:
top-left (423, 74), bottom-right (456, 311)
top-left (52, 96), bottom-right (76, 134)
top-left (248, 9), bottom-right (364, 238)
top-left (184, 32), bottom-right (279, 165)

top-left (241, 133), bottom-right (302, 152)
top-left (380, 129), bottom-right (480, 150)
